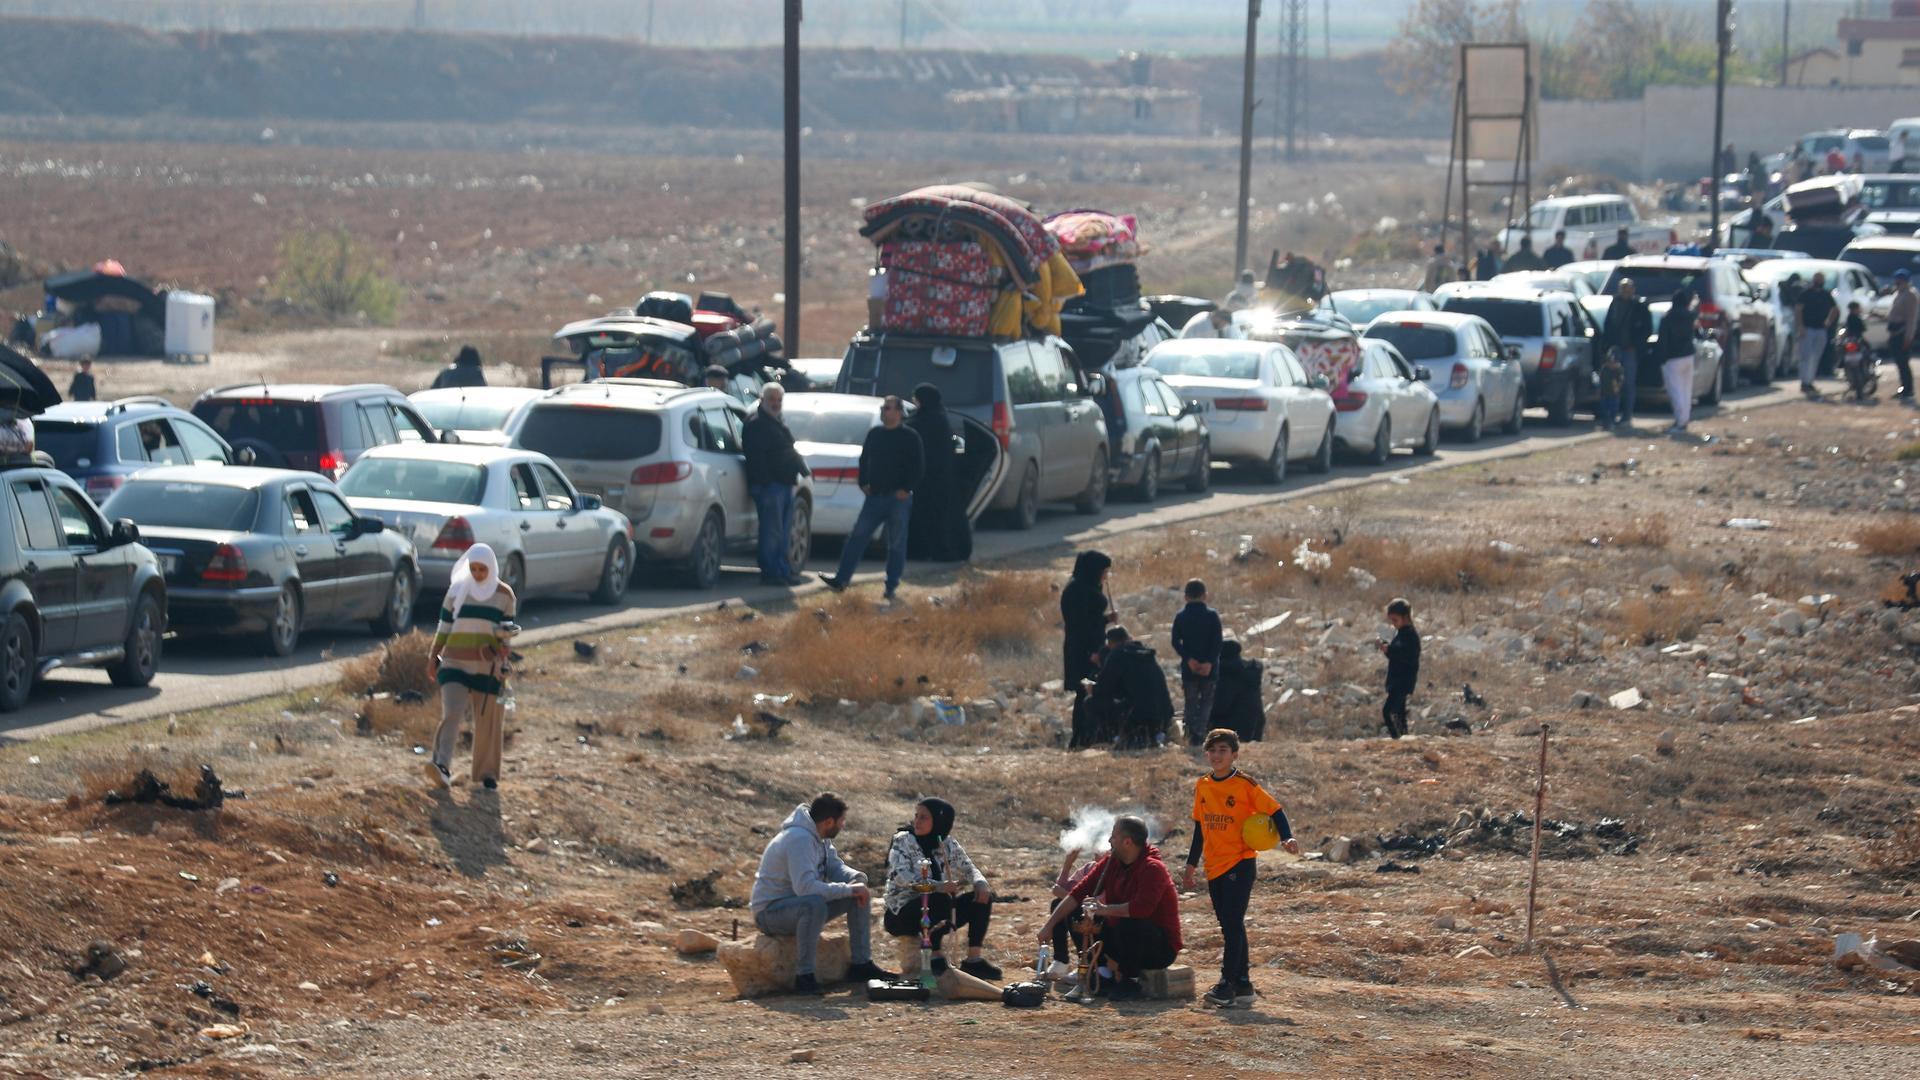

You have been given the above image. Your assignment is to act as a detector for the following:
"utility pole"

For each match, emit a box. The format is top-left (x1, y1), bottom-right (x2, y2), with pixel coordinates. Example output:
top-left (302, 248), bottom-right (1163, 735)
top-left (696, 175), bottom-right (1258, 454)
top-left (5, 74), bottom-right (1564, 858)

top-left (413, 0), bottom-right (427, 30)
top-left (1235, 0), bottom-right (1261, 278)
top-left (1282, 0), bottom-right (1306, 161)
top-left (901, 0), bottom-right (908, 49)
top-left (785, 1), bottom-right (803, 354)
top-left (1779, 0), bottom-right (1790, 87)
top-left (1710, 0), bottom-right (1733, 250)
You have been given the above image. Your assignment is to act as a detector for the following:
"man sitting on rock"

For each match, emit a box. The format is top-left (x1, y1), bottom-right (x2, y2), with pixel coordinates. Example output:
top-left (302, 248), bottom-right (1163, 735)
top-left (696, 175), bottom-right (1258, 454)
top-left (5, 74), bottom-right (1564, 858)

top-left (750, 792), bottom-right (898, 994)
top-left (1035, 815), bottom-right (1182, 1002)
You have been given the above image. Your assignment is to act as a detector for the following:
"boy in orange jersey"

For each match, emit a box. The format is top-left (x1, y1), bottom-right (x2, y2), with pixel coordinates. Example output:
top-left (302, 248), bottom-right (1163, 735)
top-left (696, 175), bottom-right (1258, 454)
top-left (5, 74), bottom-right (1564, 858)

top-left (1181, 728), bottom-right (1299, 1007)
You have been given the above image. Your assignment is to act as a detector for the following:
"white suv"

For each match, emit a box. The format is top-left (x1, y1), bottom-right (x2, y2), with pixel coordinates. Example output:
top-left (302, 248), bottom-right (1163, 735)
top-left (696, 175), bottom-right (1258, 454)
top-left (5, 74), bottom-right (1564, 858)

top-left (512, 379), bottom-right (811, 588)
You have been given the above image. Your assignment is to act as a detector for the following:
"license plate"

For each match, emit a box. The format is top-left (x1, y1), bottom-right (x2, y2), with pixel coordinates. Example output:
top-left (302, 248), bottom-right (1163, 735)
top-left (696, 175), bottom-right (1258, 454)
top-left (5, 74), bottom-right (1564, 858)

top-left (603, 485), bottom-right (625, 499)
top-left (159, 554), bottom-right (179, 575)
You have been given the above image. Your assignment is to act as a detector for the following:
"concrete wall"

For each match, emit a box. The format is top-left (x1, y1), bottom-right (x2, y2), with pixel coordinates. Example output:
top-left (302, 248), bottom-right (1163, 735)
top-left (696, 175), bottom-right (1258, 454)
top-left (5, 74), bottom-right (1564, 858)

top-left (1539, 85), bottom-right (1920, 179)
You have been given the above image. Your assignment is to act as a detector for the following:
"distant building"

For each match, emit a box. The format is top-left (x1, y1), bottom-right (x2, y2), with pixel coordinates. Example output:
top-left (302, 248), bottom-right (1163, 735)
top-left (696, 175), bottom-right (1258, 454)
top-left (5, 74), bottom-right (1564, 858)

top-left (943, 85), bottom-right (1201, 137)
top-left (1788, 1), bottom-right (1920, 86)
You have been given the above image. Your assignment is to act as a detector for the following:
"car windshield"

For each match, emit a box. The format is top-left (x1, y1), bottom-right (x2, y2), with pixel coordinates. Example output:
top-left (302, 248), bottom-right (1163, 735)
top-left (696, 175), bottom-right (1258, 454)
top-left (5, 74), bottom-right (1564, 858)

top-left (516, 405), bottom-right (664, 461)
top-left (1863, 181), bottom-right (1920, 210)
top-left (841, 343), bottom-right (996, 406)
top-left (1528, 206), bottom-right (1553, 227)
top-left (340, 458), bottom-right (487, 504)
top-left (30, 421), bottom-right (97, 470)
top-left (1328, 294), bottom-right (1417, 326)
top-left (1363, 324), bottom-right (1458, 361)
top-left (412, 398), bottom-right (520, 432)
top-left (1147, 348), bottom-right (1262, 381)
top-left (1438, 298), bottom-right (1543, 338)
top-left (1840, 247), bottom-right (1920, 280)
top-left (103, 482), bottom-right (258, 531)
top-left (193, 400), bottom-right (322, 452)
top-left (1853, 135), bottom-right (1890, 150)
top-left (782, 407), bottom-right (877, 446)
top-left (1600, 268), bottom-right (1706, 299)
top-left (1810, 135), bottom-right (1845, 152)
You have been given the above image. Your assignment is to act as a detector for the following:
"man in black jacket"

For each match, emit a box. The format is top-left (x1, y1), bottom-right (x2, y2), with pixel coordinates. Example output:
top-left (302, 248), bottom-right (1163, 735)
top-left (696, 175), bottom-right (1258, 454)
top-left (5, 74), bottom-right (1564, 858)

top-left (1088, 626), bottom-right (1175, 749)
top-left (821, 395), bottom-right (922, 600)
top-left (1603, 277), bottom-right (1654, 425)
top-left (1172, 579), bottom-right (1223, 745)
top-left (1209, 640), bottom-right (1265, 742)
top-left (1541, 230), bottom-right (1575, 269)
top-left (1601, 227), bottom-right (1635, 262)
top-left (430, 345), bottom-right (487, 389)
top-left (743, 384), bottom-right (810, 586)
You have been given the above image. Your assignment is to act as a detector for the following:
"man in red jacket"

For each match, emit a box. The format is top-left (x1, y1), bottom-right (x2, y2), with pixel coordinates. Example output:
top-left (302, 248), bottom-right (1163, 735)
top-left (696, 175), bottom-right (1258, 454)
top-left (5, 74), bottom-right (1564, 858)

top-left (1036, 815), bottom-right (1182, 1002)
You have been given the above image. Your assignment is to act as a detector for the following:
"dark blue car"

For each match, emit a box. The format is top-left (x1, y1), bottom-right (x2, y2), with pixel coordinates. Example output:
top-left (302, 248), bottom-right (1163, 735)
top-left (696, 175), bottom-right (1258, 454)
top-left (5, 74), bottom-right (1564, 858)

top-left (33, 398), bottom-right (244, 504)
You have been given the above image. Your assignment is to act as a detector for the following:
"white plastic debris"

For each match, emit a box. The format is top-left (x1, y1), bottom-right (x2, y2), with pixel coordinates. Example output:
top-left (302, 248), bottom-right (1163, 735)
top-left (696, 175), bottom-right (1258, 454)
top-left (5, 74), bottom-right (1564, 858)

top-left (1722, 518), bottom-right (1774, 530)
top-left (1608, 688), bottom-right (1644, 710)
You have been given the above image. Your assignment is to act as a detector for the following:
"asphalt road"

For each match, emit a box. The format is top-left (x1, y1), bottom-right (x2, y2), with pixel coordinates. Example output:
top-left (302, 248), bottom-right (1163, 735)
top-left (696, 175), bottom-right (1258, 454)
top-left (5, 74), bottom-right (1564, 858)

top-left (0, 381), bottom-right (1809, 743)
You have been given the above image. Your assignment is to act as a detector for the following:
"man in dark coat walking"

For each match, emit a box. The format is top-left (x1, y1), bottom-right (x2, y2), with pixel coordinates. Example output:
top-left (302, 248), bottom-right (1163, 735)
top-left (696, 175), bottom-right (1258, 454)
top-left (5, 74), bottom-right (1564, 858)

top-left (1603, 277), bottom-right (1654, 426)
top-left (431, 345), bottom-right (487, 389)
top-left (820, 395), bottom-right (922, 601)
top-left (904, 383), bottom-right (970, 562)
top-left (1061, 550), bottom-right (1115, 749)
top-left (743, 383), bottom-right (810, 586)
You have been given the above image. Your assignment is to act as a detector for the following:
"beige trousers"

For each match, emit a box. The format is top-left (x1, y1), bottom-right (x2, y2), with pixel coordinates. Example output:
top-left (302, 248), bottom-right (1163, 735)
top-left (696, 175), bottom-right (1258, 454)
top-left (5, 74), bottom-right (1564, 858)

top-left (433, 680), bottom-right (503, 783)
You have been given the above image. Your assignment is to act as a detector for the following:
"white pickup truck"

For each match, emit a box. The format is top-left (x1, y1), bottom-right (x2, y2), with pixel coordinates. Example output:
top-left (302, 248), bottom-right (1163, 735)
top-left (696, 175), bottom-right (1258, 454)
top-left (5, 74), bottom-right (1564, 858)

top-left (1498, 195), bottom-right (1676, 260)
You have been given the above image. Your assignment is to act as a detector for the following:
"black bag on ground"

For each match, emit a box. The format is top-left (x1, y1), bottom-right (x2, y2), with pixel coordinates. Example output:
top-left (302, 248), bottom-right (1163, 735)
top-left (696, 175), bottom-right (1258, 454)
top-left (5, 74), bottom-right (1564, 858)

top-left (1001, 981), bottom-right (1048, 1007)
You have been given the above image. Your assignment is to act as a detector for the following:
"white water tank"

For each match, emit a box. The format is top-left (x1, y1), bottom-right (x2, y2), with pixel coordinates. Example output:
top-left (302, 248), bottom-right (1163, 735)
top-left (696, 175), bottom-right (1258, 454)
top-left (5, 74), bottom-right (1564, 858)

top-left (165, 291), bottom-right (215, 359)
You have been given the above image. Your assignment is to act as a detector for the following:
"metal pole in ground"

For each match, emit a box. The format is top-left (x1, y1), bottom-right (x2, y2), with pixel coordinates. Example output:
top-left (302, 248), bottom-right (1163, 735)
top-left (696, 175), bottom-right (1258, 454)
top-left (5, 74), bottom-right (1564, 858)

top-left (1709, 0), bottom-right (1732, 249)
top-left (1524, 722), bottom-right (1549, 950)
top-left (784, 1), bottom-right (804, 354)
top-left (1235, 0), bottom-right (1262, 278)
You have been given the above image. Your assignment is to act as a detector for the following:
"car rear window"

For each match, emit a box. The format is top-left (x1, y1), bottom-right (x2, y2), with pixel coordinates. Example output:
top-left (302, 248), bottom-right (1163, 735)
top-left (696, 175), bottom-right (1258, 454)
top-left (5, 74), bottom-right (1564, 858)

top-left (413, 399), bottom-right (519, 432)
top-left (194, 400), bottom-right (323, 452)
top-left (1438, 299), bottom-right (1544, 338)
top-left (516, 404), bottom-right (663, 461)
top-left (1363, 324), bottom-right (1458, 361)
top-left (103, 481), bottom-right (258, 531)
top-left (781, 407), bottom-right (877, 446)
top-left (1601, 268), bottom-right (1706, 300)
top-left (1147, 348), bottom-right (1263, 381)
top-left (340, 459), bottom-right (486, 504)
top-left (30, 421), bottom-right (98, 470)
top-left (1840, 246), bottom-right (1920, 280)
top-left (840, 343), bottom-right (996, 406)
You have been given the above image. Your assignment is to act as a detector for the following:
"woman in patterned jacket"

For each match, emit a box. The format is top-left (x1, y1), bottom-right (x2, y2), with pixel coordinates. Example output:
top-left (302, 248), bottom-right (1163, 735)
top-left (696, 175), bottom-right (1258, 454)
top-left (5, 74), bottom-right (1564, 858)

top-left (425, 543), bottom-right (517, 791)
top-left (882, 798), bottom-right (1002, 981)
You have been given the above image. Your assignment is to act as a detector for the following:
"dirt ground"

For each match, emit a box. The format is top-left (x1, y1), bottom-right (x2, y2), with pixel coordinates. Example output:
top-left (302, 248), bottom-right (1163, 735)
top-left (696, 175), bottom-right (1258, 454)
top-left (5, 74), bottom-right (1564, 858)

top-left (4, 395), bottom-right (1920, 1079)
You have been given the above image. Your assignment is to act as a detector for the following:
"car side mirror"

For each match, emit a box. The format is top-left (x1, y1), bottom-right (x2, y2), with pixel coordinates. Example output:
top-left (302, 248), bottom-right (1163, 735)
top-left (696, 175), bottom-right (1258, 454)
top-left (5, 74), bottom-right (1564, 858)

top-left (1182, 399), bottom-right (1203, 417)
top-left (576, 494), bottom-right (602, 511)
top-left (1415, 366), bottom-right (1433, 382)
top-left (1311, 374), bottom-right (1331, 391)
top-left (354, 516), bottom-right (385, 536)
top-left (110, 519), bottom-right (140, 547)
top-left (1084, 372), bottom-right (1108, 398)
top-left (439, 429), bottom-right (461, 444)
top-left (234, 446), bottom-right (257, 466)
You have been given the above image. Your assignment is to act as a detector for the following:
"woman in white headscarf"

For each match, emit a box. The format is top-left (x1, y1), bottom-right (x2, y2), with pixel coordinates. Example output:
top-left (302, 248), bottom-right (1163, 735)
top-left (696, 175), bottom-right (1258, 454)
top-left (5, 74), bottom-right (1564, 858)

top-left (425, 543), bottom-right (518, 791)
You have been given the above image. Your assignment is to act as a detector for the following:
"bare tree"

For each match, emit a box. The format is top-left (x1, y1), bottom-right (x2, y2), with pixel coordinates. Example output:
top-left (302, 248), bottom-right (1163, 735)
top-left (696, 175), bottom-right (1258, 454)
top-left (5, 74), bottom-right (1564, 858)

top-left (1387, 0), bottom-right (1526, 97)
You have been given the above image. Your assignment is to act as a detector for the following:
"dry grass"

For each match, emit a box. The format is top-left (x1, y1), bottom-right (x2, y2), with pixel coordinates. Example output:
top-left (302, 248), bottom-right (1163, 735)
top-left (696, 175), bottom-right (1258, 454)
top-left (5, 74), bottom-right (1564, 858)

top-left (1895, 441), bottom-right (1920, 462)
top-left (1868, 817), bottom-right (1920, 878)
top-left (355, 697), bottom-right (440, 745)
top-left (1609, 515), bottom-right (1673, 549)
top-left (73, 752), bottom-right (205, 805)
top-left (338, 631), bottom-right (438, 699)
top-left (1611, 589), bottom-right (1718, 646)
top-left (1855, 516), bottom-right (1920, 557)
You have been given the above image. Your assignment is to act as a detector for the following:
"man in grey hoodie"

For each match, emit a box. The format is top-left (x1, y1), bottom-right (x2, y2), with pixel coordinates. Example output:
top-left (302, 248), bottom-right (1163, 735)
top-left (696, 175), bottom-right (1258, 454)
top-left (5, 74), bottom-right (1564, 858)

top-left (750, 792), bottom-right (897, 993)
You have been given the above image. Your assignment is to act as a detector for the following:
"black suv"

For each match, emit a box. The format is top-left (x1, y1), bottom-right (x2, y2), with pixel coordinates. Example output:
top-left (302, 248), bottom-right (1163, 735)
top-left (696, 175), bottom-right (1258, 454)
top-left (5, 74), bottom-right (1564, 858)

top-left (191, 384), bottom-right (441, 481)
top-left (0, 461), bottom-right (166, 711)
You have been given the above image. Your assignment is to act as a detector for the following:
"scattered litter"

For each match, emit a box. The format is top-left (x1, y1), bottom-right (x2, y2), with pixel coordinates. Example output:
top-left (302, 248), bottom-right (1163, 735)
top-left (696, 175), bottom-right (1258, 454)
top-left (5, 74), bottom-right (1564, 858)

top-left (1608, 688), bottom-right (1644, 711)
top-left (1489, 540), bottom-right (1521, 555)
top-left (735, 665), bottom-right (760, 681)
top-left (1232, 535), bottom-right (1263, 563)
top-left (1722, 518), bottom-right (1774, 530)
top-left (1454, 945), bottom-right (1494, 959)
top-left (215, 877), bottom-right (240, 895)
top-left (425, 917), bottom-right (442, 927)
top-left (1375, 861), bottom-right (1421, 874)
top-left (1462, 684), bottom-right (1487, 708)
top-left (178, 872), bottom-right (199, 882)
top-left (199, 1023), bottom-right (249, 1040)
top-left (1348, 567), bottom-right (1377, 589)
top-left (103, 764), bottom-right (240, 810)
top-left (1246, 611), bottom-right (1293, 637)
top-left (572, 640), bottom-right (599, 661)
top-left (740, 640), bottom-right (769, 655)
top-left (322, 871), bottom-right (340, 888)
top-left (1292, 539), bottom-right (1332, 574)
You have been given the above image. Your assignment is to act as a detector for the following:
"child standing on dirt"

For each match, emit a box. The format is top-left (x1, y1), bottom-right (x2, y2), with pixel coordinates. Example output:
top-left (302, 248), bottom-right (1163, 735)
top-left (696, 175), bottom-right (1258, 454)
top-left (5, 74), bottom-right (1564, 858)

top-left (1597, 349), bottom-right (1625, 430)
top-left (1377, 597), bottom-right (1420, 739)
top-left (1182, 729), bottom-right (1297, 1008)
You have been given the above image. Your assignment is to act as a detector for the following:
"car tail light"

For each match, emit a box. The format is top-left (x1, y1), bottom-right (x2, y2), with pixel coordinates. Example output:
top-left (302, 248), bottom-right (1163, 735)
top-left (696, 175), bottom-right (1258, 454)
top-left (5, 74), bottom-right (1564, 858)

top-left (84, 474), bottom-right (124, 501)
top-left (317, 451), bottom-right (345, 479)
top-left (1450, 363), bottom-right (1470, 389)
top-left (813, 466), bottom-right (860, 481)
top-left (1213, 397), bottom-right (1269, 411)
top-left (430, 516), bottom-right (475, 554)
top-left (630, 461), bottom-right (692, 485)
top-left (1538, 344), bottom-right (1558, 370)
top-left (991, 401), bottom-right (1012, 450)
top-left (1334, 391), bottom-right (1369, 413)
top-left (200, 543), bottom-right (247, 583)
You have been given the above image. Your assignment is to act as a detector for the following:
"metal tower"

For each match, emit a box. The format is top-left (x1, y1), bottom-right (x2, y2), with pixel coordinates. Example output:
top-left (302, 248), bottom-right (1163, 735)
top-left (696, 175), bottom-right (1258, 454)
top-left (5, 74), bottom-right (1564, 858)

top-left (1281, 0), bottom-right (1308, 161)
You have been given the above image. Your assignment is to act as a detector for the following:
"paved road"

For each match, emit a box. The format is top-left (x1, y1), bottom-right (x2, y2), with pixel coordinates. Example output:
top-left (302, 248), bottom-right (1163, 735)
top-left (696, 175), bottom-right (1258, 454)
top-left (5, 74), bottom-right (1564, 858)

top-left (1, 382), bottom-right (1807, 742)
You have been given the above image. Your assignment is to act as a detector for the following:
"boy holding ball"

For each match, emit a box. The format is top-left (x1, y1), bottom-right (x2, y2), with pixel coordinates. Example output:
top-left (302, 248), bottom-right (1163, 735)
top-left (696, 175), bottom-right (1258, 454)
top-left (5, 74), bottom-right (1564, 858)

top-left (1182, 728), bottom-right (1298, 1007)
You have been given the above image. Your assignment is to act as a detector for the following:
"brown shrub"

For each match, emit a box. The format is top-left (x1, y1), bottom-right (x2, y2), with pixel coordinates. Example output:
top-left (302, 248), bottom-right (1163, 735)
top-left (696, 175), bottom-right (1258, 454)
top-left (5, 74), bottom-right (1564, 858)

top-left (1855, 517), bottom-right (1920, 557)
top-left (1868, 817), bottom-right (1920, 878)
top-left (74, 752), bottom-right (204, 804)
top-left (339, 631), bottom-right (438, 699)
top-left (1612, 589), bottom-right (1716, 646)
top-left (1611, 515), bottom-right (1672, 549)
top-left (356, 697), bottom-right (440, 745)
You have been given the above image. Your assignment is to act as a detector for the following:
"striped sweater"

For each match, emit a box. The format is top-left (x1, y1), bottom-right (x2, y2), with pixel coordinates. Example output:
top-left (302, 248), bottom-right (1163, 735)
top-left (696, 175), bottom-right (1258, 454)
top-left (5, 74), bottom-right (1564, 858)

top-left (431, 584), bottom-right (516, 695)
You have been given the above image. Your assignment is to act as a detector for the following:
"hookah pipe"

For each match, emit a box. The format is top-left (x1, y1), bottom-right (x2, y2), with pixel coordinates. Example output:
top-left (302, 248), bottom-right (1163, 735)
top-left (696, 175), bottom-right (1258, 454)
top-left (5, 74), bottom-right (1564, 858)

top-left (1072, 854), bottom-right (1115, 997)
top-left (914, 856), bottom-right (940, 991)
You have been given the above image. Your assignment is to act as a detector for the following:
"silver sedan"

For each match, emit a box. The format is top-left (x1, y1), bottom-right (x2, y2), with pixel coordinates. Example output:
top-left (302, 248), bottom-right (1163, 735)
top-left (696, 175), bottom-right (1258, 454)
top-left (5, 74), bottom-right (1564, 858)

top-left (340, 443), bottom-right (635, 606)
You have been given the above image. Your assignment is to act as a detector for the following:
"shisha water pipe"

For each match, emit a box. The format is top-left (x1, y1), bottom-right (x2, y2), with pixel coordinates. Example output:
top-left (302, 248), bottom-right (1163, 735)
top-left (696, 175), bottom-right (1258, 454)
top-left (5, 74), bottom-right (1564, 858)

top-left (914, 857), bottom-right (938, 990)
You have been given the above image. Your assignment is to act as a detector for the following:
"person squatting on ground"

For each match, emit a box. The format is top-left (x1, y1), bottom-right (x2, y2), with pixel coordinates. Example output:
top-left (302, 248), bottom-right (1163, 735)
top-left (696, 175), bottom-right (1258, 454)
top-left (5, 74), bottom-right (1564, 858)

top-left (1378, 597), bottom-right (1420, 739)
top-left (881, 798), bottom-right (1002, 982)
top-left (750, 792), bottom-right (897, 995)
top-left (1183, 729), bottom-right (1299, 1007)
top-left (821, 394), bottom-right (922, 601)
top-left (1036, 815), bottom-right (1183, 1003)
top-left (1061, 551), bottom-right (1117, 749)
top-left (742, 383), bottom-right (811, 586)
top-left (425, 543), bottom-right (516, 790)
top-left (1656, 289), bottom-right (1698, 434)
top-left (1209, 640), bottom-right (1265, 742)
top-left (1087, 625), bottom-right (1176, 749)
top-left (1173, 579), bottom-right (1223, 745)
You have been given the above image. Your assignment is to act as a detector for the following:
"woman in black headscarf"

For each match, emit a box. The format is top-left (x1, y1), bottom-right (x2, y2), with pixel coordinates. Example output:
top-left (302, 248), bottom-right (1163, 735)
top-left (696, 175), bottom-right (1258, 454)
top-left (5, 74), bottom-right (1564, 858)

top-left (905, 382), bottom-right (971, 562)
top-left (1061, 550), bottom-right (1115, 749)
top-left (1655, 287), bottom-right (1698, 435)
top-left (882, 797), bottom-right (1001, 980)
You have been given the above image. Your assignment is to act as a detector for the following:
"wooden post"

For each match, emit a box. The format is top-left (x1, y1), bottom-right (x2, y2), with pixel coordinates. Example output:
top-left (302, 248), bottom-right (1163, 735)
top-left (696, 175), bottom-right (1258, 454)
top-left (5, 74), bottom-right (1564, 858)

top-left (1524, 723), bottom-right (1549, 950)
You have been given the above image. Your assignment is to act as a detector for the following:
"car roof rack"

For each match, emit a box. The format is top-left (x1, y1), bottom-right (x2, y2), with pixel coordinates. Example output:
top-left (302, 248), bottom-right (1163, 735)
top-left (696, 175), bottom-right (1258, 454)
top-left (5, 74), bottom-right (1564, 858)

top-left (105, 396), bottom-right (175, 414)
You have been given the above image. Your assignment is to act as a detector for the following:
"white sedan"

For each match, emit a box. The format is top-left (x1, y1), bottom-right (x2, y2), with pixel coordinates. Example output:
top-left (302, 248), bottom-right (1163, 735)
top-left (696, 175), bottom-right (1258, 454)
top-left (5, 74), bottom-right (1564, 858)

top-left (1335, 339), bottom-right (1441, 463)
top-left (408, 386), bottom-right (545, 447)
top-left (1319, 288), bottom-right (1437, 329)
top-left (340, 443), bottom-right (634, 605)
top-left (1145, 338), bottom-right (1336, 483)
top-left (777, 392), bottom-right (894, 539)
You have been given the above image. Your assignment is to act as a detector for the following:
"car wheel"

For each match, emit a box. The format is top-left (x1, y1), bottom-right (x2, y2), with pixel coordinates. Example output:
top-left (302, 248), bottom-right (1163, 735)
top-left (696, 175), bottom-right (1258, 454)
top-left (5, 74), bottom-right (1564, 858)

top-left (1414, 407), bottom-right (1440, 456)
top-left (591, 538), bottom-right (632, 604)
top-left (0, 611), bottom-right (34, 712)
top-left (1545, 379), bottom-right (1573, 426)
top-left (1366, 417), bottom-right (1391, 465)
top-left (1259, 428), bottom-right (1288, 484)
top-left (683, 510), bottom-right (724, 589)
top-left (1308, 423), bottom-right (1334, 473)
top-left (1132, 449), bottom-right (1160, 502)
top-left (1461, 399), bottom-right (1485, 443)
top-left (108, 591), bottom-right (163, 688)
top-left (1185, 441), bottom-right (1212, 492)
top-left (1009, 463), bottom-right (1040, 530)
top-left (1074, 449), bottom-right (1109, 513)
top-left (265, 584), bottom-right (301, 658)
top-left (502, 553), bottom-right (527, 597)
top-left (370, 565), bottom-right (416, 637)
top-left (788, 496), bottom-right (813, 571)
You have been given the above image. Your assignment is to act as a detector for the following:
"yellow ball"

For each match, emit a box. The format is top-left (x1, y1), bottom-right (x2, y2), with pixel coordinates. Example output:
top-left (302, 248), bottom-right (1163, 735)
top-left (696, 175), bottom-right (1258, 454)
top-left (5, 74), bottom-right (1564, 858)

top-left (1241, 813), bottom-right (1280, 852)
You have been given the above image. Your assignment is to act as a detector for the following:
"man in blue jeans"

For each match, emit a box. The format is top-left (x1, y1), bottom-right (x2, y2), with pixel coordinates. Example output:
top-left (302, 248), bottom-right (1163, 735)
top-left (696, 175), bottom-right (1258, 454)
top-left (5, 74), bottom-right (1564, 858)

top-left (1603, 277), bottom-right (1652, 426)
top-left (741, 384), bottom-right (810, 586)
top-left (820, 395), bottom-right (923, 601)
top-left (750, 793), bottom-right (896, 994)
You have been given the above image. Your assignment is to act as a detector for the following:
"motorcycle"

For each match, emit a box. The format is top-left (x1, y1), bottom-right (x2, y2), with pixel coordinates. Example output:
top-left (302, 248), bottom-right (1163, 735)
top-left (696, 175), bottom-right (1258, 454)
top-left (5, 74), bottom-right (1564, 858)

top-left (1839, 332), bottom-right (1880, 401)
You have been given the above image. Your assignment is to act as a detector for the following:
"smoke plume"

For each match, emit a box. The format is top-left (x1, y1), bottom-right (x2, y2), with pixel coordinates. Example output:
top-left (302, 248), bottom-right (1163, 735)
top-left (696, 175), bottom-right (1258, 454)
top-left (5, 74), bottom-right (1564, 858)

top-left (1058, 805), bottom-right (1161, 855)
